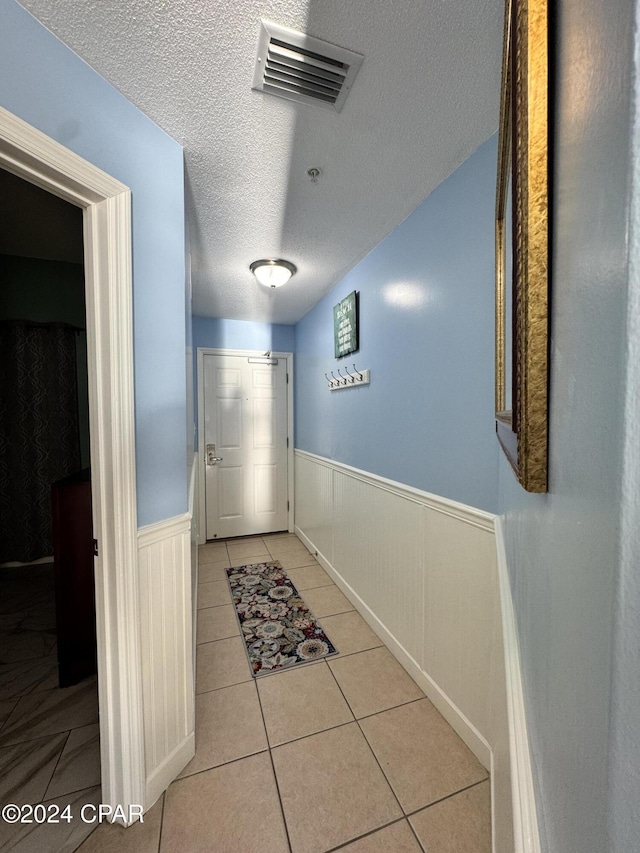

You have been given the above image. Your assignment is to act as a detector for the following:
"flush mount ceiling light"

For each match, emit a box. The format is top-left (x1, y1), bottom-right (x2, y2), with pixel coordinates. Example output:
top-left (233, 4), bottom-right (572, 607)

top-left (250, 259), bottom-right (297, 289)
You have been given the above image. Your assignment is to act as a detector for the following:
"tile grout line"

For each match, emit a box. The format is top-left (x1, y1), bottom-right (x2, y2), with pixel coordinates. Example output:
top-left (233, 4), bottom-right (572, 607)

top-left (0, 697), bottom-right (19, 733)
top-left (174, 743), bottom-right (270, 782)
top-left (156, 791), bottom-right (166, 853)
top-left (196, 630), bottom-right (240, 645)
top-left (323, 662), bottom-right (406, 820)
top-left (407, 818), bottom-right (428, 853)
top-left (253, 673), bottom-right (294, 853)
top-left (41, 725), bottom-right (85, 801)
top-left (323, 816), bottom-right (421, 853)
top-left (43, 781), bottom-right (102, 806)
top-left (195, 677), bottom-right (253, 697)
top-left (403, 776), bottom-right (491, 820)
top-left (354, 694), bottom-right (427, 723)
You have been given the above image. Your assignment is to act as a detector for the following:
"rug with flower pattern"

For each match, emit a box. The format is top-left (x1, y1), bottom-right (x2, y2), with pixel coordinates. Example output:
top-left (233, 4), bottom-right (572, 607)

top-left (226, 560), bottom-right (338, 676)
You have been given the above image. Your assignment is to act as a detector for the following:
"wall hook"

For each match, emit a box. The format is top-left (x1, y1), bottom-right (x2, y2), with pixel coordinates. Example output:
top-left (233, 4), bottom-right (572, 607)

top-left (326, 366), bottom-right (369, 390)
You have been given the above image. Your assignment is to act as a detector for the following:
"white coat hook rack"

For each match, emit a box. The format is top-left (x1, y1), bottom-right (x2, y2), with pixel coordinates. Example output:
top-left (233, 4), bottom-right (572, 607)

top-left (326, 363), bottom-right (370, 390)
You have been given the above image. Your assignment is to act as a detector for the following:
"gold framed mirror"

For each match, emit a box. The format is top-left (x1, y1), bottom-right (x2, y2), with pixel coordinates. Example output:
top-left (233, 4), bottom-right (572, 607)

top-left (495, 0), bottom-right (549, 492)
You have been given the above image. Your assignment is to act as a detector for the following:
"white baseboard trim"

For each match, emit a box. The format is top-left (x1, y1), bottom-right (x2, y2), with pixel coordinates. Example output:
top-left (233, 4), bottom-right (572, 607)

top-left (495, 518), bottom-right (541, 853)
top-left (145, 732), bottom-right (195, 808)
top-left (296, 525), bottom-right (492, 770)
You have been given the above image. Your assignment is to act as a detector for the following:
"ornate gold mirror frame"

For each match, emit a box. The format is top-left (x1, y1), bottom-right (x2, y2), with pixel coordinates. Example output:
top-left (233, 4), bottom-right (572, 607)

top-left (495, 0), bottom-right (549, 492)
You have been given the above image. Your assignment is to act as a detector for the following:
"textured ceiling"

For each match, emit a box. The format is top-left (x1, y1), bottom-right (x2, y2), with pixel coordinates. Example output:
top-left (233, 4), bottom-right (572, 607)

top-left (19, 0), bottom-right (503, 324)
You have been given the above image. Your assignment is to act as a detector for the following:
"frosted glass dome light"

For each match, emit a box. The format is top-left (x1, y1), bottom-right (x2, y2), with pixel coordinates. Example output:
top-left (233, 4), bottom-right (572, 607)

top-left (250, 259), bottom-right (297, 288)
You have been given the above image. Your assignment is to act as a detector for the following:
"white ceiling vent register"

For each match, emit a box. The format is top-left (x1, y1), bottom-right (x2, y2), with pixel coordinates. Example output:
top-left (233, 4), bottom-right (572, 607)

top-left (252, 20), bottom-right (363, 113)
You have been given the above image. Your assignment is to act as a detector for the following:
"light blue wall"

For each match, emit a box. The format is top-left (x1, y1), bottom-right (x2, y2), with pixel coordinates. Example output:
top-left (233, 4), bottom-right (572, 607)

top-left (498, 0), bottom-right (634, 850)
top-left (294, 135), bottom-right (499, 513)
top-left (0, 0), bottom-right (187, 526)
top-left (609, 66), bottom-right (640, 847)
top-left (191, 317), bottom-right (295, 449)
top-left (192, 317), bottom-right (295, 354)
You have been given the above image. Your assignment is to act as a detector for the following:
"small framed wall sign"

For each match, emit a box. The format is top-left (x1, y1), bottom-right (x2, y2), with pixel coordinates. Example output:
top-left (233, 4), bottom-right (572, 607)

top-left (333, 291), bottom-right (359, 358)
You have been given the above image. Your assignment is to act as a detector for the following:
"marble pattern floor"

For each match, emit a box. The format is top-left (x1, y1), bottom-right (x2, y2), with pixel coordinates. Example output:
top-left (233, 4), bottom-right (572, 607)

top-left (0, 537), bottom-right (492, 852)
top-left (0, 563), bottom-right (101, 851)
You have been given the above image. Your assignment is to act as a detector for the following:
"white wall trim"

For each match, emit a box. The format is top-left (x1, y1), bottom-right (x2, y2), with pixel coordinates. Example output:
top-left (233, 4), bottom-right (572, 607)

top-left (495, 519), bottom-right (541, 853)
top-left (145, 733), bottom-right (195, 809)
top-left (296, 525), bottom-right (492, 769)
top-left (189, 453), bottom-right (198, 522)
top-left (189, 453), bottom-right (199, 684)
top-left (196, 347), bottom-right (294, 544)
top-left (138, 512), bottom-right (191, 548)
top-left (295, 449), bottom-right (496, 532)
top-left (0, 106), bottom-right (145, 812)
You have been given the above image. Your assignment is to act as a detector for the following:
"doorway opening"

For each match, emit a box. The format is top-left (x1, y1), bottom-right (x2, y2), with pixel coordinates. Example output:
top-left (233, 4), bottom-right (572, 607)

top-left (0, 105), bottom-right (145, 812)
top-left (0, 165), bottom-right (102, 799)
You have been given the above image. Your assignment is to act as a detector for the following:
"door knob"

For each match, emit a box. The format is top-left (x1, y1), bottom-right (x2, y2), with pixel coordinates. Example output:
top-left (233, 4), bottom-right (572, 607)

top-left (206, 444), bottom-right (224, 466)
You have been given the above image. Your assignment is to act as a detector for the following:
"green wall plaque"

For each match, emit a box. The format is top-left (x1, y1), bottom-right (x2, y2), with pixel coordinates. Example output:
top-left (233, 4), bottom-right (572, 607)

top-left (333, 291), bottom-right (359, 358)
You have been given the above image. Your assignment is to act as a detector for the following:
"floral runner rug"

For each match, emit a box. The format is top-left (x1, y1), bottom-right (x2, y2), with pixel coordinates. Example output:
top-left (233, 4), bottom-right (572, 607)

top-left (226, 560), bottom-right (338, 676)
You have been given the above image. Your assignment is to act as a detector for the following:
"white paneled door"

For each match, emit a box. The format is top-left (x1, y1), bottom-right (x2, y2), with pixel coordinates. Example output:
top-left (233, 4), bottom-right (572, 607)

top-left (204, 354), bottom-right (289, 539)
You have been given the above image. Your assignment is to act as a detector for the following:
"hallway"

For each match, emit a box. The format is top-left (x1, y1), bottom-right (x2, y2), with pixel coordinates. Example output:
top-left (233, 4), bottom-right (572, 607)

top-left (0, 535), bottom-right (491, 851)
top-left (80, 533), bottom-right (491, 852)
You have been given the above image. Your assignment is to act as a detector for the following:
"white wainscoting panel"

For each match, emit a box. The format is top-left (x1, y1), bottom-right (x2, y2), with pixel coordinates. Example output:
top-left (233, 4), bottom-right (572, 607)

top-left (294, 451), bottom-right (334, 565)
top-left (333, 470), bottom-right (425, 668)
top-left (294, 450), bottom-right (537, 853)
top-left (138, 513), bottom-right (195, 807)
top-left (422, 507), bottom-right (497, 742)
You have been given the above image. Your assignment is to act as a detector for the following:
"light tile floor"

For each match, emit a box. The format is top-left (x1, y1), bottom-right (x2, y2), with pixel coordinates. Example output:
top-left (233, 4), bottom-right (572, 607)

top-left (0, 536), bottom-right (492, 852)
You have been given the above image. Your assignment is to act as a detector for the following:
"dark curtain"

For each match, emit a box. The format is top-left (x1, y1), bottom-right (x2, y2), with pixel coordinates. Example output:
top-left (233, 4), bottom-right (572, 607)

top-left (0, 320), bottom-right (81, 563)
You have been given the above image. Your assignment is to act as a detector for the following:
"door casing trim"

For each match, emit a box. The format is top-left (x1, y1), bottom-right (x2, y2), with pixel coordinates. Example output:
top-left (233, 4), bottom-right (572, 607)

top-left (196, 347), bottom-right (294, 544)
top-left (0, 106), bottom-right (145, 811)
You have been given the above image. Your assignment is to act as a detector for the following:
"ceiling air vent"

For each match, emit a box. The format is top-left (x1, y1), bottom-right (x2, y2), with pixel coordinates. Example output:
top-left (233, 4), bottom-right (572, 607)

top-left (252, 20), bottom-right (363, 113)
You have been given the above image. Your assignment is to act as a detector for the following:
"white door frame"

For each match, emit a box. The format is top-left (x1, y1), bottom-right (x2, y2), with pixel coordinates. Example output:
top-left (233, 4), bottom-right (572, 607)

top-left (196, 347), bottom-right (294, 545)
top-left (0, 107), bottom-right (145, 809)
